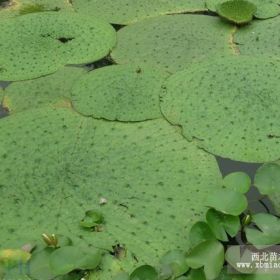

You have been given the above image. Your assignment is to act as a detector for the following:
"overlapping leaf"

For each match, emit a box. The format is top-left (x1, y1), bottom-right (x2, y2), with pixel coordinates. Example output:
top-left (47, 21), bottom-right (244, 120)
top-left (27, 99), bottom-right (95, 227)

top-left (0, 107), bottom-right (222, 277)
top-left (111, 15), bottom-right (233, 73)
top-left (0, 12), bottom-right (116, 81)
top-left (3, 67), bottom-right (87, 113)
top-left (160, 56), bottom-right (280, 162)
top-left (71, 65), bottom-right (167, 121)
top-left (73, 0), bottom-right (206, 25)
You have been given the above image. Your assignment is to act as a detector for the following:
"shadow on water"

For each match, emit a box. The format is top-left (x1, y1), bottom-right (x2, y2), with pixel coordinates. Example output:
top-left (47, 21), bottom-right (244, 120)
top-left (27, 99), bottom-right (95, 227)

top-left (216, 156), bottom-right (276, 215)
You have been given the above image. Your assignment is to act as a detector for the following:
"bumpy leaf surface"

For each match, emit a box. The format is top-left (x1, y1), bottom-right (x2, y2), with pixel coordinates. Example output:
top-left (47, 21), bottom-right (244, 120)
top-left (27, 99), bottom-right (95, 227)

top-left (111, 15), bottom-right (233, 73)
top-left (72, 0), bottom-right (206, 25)
top-left (71, 65), bottom-right (167, 121)
top-left (235, 16), bottom-right (280, 56)
top-left (0, 12), bottom-right (116, 81)
top-left (0, 107), bottom-right (222, 276)
top-left (160, 56), bottom-right (280, 162)
top-left (3, 67), bottom-right (87, 113)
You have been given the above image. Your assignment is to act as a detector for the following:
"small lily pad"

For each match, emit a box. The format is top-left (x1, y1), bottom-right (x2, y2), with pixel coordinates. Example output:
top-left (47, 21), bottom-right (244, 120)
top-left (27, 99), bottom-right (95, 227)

top-left (206, 0), bottom-right (280, 19)
top-left (130, 265), bottom-right (158, 280)
top-left (216, 0), bottom-right (257, 25)
top-left (223, 172), bottom-right (251, 194)
top-left (245, 213), bottom-right (280, 246)
top-left (186, 240), bottom-right (224, 280)
top-left (49, 246), bottom-right (102, 275)
top-left (206, 209), bottom-right (240, 241)
top-left (206, 189), bottom-right (247, 216)
top-left (189, 222), bottom-right (216, 248)
top-left (159, 250), bottom-right (189, 278)
top-left (80, 210), bottom-right (104, 229)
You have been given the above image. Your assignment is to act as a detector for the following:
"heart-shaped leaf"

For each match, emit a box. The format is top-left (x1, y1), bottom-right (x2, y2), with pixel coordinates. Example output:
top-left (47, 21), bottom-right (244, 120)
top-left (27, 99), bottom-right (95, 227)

top-left (223, 172), bottom-right (251, 194)
top-left (206, 209), bottom-right (240, 241)
top-left (189, 222), bottom-right (216, 248)
top-left (130, 265), bottom-right (158, 280)
top-left (186, 240), bottom-right (224, 280)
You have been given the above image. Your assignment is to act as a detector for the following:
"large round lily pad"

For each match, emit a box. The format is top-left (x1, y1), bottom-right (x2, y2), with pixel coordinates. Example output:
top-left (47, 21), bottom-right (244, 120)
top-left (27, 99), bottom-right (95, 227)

top-left (160, 56), bottom-right (280, 162)
top-left (111, 15), bottom-right (233, 73)
top-left (0, 12), bottom-right (116, 81)
top-left (206, 0), bottom-right (280, 19)
top-left (3, 67), bottom-right (87, 113)
top-left (72, 0), bottom-right (206, 25)
top-left (71, 65), bottom-right (168, 121)
top-left (0, 107), bottom-right (222, 275)
top-left (235, 16), bottom-right (280, 56)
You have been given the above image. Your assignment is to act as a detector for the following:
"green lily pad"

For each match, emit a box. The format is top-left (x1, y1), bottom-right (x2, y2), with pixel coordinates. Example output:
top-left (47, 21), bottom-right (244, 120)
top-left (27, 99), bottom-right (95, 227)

top-left (3, 67), bottom-right (87, 113)
top-left (159, 250), bottom-right (189, 278)
top-left (111, 15), bottom-right (233, 73)
top-left (206, 209), bottom-right (240, 241)
top-left (223, 172), bottom-right (251, 194)
top-left (206, 0), bottom-right (280, 19)
top-left (49, 246), bottom-right (102, 275)
top-left (185, 269), bottom-right (206, 280)
top-left (245, 213), bottom-right (280, 246)
top-left (189, 222), bottom-right (216, 248)
top-left (28, 247), bottom-right (56, 280)
top-left (72, 0), bottom-right (206, 25)
top-left (186, 240), bottom-right (224, 280)
top-left (0, 107), bottom-right (222, 274)
top-left (80, 210), bottom-right (104, 228)
top-left (160, 56), bottom-right (280, 162)
top-left (0, 12), bottom-right (116, 81)
top-left (216, 0), bottom-right (256, 24)
top-left (71, 65), bottom-right (167, 121)
top-left (235, 16), bottom-right (280, 56)
top-left (225, 246), bottom-right (256, 274)
top-left (206, 189), bottom-right (247, 216)
top-left (254, 162), bottom-right (280, 213)
top-left (130, 265), bottom-right (158, 280)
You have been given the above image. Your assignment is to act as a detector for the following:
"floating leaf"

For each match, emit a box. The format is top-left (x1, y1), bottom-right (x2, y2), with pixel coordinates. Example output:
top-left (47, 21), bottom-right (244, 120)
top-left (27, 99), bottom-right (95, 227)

top-left (159, 250), bottom-right (189, 278)
top-left (245, 213), bottom-right (280, 246)
top-left (206, 209), bottom-right (240, 242)
top-left (27, 247), bottom-right (56, 280)
top-left (0, 107), bottom-right (222, 273)
top-left (235, 16), bottom-right (280, 57)
top-left (216, 0), bottom-right (256, 25)
top-left (3, 67), bottom-right (87, 114)
top-left (254, 162), bottom-right (280, 213)
top-left (186, 240), bottom-right (224, 280)
top-left (0, 12), bottom-right (116, 81)
top-left (206, 189), bottom-right (247, 216)
top-left (160, 56), bottom-right (280, 162)
top-left (189, 222), bottom-right (216, 248)
top-left (225, 246), bottom-right (256, 274)
top-left (111, 15), bottom-right (233, 73)
top-left (80, 210), bottom-right (104, 229)
top-left (206, 0), bottom-right (280, 19)
top-left (71, 65), bottom-right (167, 121)
top-left (49, 246), bottom-right (102, 275)
top-left (130, 265), bottom-right (158, 280)
top-left (223, 172), bottom-right (251, 194)
top-left (73, 0), bottom-right (206, 25)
